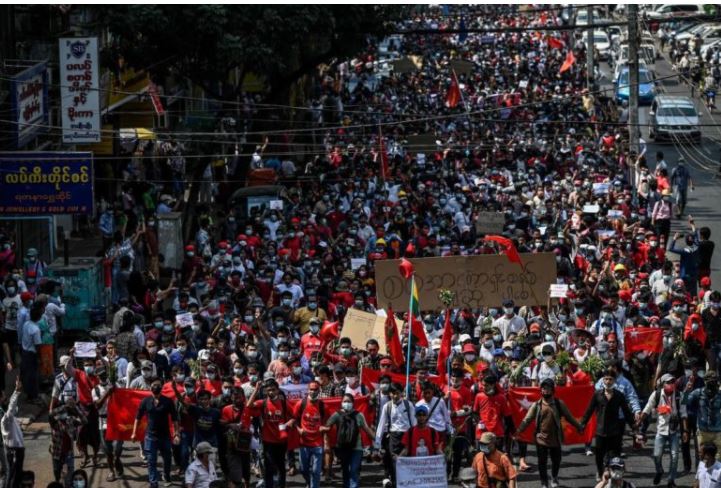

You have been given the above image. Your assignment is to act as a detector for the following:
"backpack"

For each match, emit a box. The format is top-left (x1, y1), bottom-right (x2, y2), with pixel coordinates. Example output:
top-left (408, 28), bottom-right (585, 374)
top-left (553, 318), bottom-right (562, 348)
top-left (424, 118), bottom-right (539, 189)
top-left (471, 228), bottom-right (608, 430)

top-left (336, 411), bottom-right (360, 449)
top-left (652, 387), bottom-right (681, 431)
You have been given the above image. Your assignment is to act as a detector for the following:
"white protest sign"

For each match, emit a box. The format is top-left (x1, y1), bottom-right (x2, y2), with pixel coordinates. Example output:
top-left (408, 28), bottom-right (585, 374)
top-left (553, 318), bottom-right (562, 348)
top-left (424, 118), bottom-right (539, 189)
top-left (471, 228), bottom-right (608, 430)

top-left (351, 258), bottom-right (367, 270)
top-left (549, 284), bottom-right (569, 298)
top-left (396, 455), bottom-right (448, 488)
top-left (176, 312), bottom-right (194, 328)
top-left (269, 200), bottom-right (284, 210)
top-left (597, 229), bottom-right (616, 239)
top-left (607, 209), bottom-right (623, 219)
top-left (582, 204), bottom-right (600, 214)
top-left (592, 182), bottom-right (610, 195)
top-left (519, 79), bottom-right (529, 89)
top-left (74, 341), bottom-right (97, 358)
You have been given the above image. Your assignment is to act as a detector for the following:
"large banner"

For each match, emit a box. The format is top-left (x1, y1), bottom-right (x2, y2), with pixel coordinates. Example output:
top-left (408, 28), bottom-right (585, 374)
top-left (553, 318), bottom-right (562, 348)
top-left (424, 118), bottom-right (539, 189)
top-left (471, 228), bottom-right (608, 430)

top-left (106, 387), bottom-right (375, 447)
top-left (396, 455), bottom-right (448, 488)
top-left (0, 152), bottom-right (93, 215)
top-left (507, 386), bottom-right (596, 445)
top-left (375, 254), bottom-right (556, 310)
top-left (59, 37), bottom-right (101, 143)
top-left (11, 61), bottom-right (49, 148)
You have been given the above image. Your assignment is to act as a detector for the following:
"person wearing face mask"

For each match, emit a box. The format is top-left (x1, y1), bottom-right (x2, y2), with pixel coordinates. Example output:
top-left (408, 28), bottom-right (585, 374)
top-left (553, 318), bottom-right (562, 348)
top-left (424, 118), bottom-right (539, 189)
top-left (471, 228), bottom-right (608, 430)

top-left (516, 379), bottom-right (583, 488)
top-left (70, 467), bottom-right (89, 488)
top-left (638, 374), bottom-right (682, 487)
top-left (172, 377), bottom-right (199, 473)
top-left (443, 368), bottom-right (474, 482)
top-left (532, 344), bottom-right (561, 387)
top-left (589, 305), bottom-right (623, 346)
top-left (324, 338), bottom-right (359, 371)
top-left (415, 381), bottom-right (452, 439)
top-left (130, 360), bottom-right (156, 390)
top-left (321, 393), bottom-right (375, 488)
top-left (132, 376), bottom-right (179, 487)
top-left (64, 348), bottom-right (101, 468)
top-left (169, 337), bottom-right (196, 375)
top-left (374, 383), bottom-right (416, 488)
top-left (144, 339), bottom-right (170, 382)
top-left (292, 381), bottom-right (325, 488)
top-left (268, 342), bottom-right (292, 382)
top-left (292, 296), bottom-right (328, 334)
top-left (247, 379), bottom-right (294, 488)
top-left (472, 374), bottom-right (511, 450)
top-left (683, 371), bottom-right (721, 460)
top-left (655, 329), bottom-right (686, 384)
top-left (343, 367), bottom-right (368, 397)
top-left (300, 318), bottom-right (323, 361)
top-left (397, 403), bottom-right (443, 458)
top-left (594, 457), bottom-right (636, 488)
top-left (275, 275), bottom-right (304, 309)
top-left (470, 432), bottom-right (518, 488)
top-left (581, 369), bottom-right (639, 481)
top-left (199, 337), bottom-right (230, 376)
top-left (49, 397), bottom-right (86, 487)
top-left (493, 300), bottom-right (527, 340)
top-left (220, 386), bottom-right (253, 488)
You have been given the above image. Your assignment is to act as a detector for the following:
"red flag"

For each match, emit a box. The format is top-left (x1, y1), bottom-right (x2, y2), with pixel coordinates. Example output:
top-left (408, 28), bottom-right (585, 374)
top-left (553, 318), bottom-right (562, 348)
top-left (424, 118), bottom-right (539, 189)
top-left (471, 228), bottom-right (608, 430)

top-left (684, 314), bottom-right (707, 346)
top-left (547, 36), bottom-right (564, 50)
top-left (624, 327), bottom-right (663, 355)
top-left (361, 367), bottom-right (445, 391)
top-left (320, 320), bottom-right (340, 344)
top-left (437, 309), bottom-right (453, 379)
top-left (384, 308), bottom-right (405, 368)
top-left (398, 258), bottom-right (415, 279)
top-left (445, 72), bottom-right (462, 108)
top-left (409, 315), bottom-right (429, 348)
top-left (559, 50), bottom-right (576, 73)
top-left (508, 386), bottom-right (596, 445)
top-left (378, 130), bottom-right (390, 180)
top-left (106, 389), bottom-right (181, 441)
top-left (484, 235), bottom-right (522, 266)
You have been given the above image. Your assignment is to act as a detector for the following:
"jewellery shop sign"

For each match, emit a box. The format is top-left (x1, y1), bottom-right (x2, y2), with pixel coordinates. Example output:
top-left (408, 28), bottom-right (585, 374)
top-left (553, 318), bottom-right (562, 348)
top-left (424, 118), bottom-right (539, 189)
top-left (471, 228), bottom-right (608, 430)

top-left (0, 152), bottom-right (93, 215)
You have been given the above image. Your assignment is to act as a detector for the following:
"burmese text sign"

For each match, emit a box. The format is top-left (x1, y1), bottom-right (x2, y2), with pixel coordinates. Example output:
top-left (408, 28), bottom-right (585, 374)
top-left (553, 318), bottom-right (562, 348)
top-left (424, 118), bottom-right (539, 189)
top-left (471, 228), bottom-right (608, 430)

top-left (375, 254), bottom-right (556, 310)
top-left (396, 455), bottom-right (448, 488)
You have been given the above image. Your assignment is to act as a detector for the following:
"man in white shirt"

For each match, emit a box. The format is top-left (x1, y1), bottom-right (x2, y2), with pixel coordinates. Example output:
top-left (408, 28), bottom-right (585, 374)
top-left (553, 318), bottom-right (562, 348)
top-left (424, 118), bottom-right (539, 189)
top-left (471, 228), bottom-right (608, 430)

top-left (696, 443), bottom-right (721, 488)
top-left (185, 441), bottom-right (218, 488)
top-left (2, 377), bottom-right (23, 488)
top-left (374, 383), bottom-right (416, 488)
top-left (494, 299), bottom-right (527, 340)
top-left (415, 382), bottom-right (451, 435)
top-left (639, 373), bottom-right (681, 486)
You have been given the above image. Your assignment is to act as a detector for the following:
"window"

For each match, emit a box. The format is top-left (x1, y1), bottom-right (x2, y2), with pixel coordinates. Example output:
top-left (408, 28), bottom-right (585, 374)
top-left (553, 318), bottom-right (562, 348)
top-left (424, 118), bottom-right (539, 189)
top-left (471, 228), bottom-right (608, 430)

top-left (657, 105), bottom-right (697, 117)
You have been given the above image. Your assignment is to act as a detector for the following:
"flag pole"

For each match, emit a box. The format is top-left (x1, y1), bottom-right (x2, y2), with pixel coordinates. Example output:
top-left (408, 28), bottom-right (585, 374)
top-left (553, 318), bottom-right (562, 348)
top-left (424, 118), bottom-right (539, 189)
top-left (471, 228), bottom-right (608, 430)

top-left (405, 275), bottom-right (415, 397)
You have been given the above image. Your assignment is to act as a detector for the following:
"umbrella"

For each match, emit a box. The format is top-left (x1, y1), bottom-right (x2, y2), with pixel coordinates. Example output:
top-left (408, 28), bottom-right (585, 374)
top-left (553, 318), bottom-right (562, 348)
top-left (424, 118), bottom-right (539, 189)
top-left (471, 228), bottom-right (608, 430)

top-left (569, 328), bottom-right (596, 347)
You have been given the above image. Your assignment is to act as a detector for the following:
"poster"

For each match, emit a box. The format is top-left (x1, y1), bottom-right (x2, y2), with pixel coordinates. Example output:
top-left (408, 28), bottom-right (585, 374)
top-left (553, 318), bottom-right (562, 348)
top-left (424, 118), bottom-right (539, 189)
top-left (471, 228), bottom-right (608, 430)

top-left (59, 37), bottom-right (101, 143)
top-left (475, 211), bottom-right (505, 234)
top-left (375, 254), bottom-right (557, 310)
top-left (342, 308), bottom-right (387, 352)
top-left (0, 152), bottom-right (93, 215)
top-left (395, 455), bottom-right (448, 488)
top-left (11, 61), bottom-right (49, 148)
top-left (549, 284), bottom-right (569, 298)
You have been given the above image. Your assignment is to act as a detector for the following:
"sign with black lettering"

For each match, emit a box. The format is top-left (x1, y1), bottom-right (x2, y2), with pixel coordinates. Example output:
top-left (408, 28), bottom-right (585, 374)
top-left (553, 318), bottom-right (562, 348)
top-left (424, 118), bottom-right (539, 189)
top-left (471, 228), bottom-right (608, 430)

top-left (475, 212), bottom-right (505, 234)
top-left (375, 254), bottom-right (556, 310)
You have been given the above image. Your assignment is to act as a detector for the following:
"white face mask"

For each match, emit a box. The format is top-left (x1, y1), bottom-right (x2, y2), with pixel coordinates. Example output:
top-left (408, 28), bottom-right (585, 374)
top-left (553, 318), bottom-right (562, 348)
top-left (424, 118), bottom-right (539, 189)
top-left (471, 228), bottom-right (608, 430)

top-left (342, 401), bottom-right (353, 412)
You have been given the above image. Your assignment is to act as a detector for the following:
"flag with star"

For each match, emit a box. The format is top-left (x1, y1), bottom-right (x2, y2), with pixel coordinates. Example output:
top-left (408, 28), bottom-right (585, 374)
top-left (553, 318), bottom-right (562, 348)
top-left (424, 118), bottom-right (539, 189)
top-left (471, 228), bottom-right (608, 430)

top-left (508, 386), bottom-right (595, 445)
top-left (624, 327), bottom-right (663, 355)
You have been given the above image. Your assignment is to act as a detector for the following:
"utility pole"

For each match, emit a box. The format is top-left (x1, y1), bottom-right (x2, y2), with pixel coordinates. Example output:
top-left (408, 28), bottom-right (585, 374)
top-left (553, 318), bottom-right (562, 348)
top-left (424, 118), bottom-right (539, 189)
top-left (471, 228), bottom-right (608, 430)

top-left (628, 4), bottom-right (640, 157)
top-left (586, 5), bottom-right (595, 89)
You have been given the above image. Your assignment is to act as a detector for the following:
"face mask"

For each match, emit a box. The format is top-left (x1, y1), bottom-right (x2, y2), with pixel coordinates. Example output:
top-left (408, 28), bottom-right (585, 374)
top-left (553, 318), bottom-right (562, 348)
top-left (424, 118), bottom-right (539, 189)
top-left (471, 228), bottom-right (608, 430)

top-left (163, 325), bottom-right (174, 333)
top-left (610, 469), bottom-right (623, 481)
top-left (380, 383), bottom-right (390, 393)
top-left (504, 307), bottom-right (514, 315)
top-left (186, 252), bottom-right (194, 258)
top-left (84, 366), bottom-right (94, 375)
top-left (191, 325), bottom-right (201, 333)
top-left (278, 351), bottom-right (289, 360)
top-left (699, 370), bottom-right (706, 379)
top-left (638, 302), bottom-right (647, 309)
top-left (478, 444), bottom-right (491, 454)
top-left (544, 334), bottom-right (554, 342)
top-left (151, 385), bottom-right (161, 395)
top-left (542, 391), bottom-right (553, 400)
top-left (342, 401), bottom-right (353, 412)
top-left (503, 350), bottom-right (513, 358)
top-left (6, 287), bottom-right (15, 295)
top-left (575, 307), bottom-right (583, 316)
top-left (464, 354), bottom-right (476, 362)
top-left (73, 480), bottom-right (86, 488)
top-left (282, 299), bottom-right (292, 306)
top-left (347, 376), bottom-right (358, 386)
top-left (673, 306), bottom-right (683, 313)
top-left (604, 382), bottom-right (615, 392)
top-left (222, 387), bottom-right (232, 397)
top-left (291, 366), bottom-right (302, 376)
top-left (178, 346), bottom-right (187, 353)
top-left (147, 347), bottom-right (157, 354)
top-left (185, 386), bottom-right (195, 395)
top-left (247, 351), bottom-right (258, 359)
top-left (308, 302), bottom-right (318, 310)
top-left (310, 325), bottom-right (320, 334)
top-left (249, 375), bottom-right (259, 384)
top-left (493, 334), bottom-right (502, 342)
top-left (483, 340), bottom-right (493, 349)
top-left (543, 354), bottom-right (554, 363)
top-left (636, 351), bottom-right (648, 360)
top-left (244, 315), bottom-right (254, 323)
top-left (341, 348), bottom-right (352, 357)
top-left (154, 321), bottom-right (163, 329)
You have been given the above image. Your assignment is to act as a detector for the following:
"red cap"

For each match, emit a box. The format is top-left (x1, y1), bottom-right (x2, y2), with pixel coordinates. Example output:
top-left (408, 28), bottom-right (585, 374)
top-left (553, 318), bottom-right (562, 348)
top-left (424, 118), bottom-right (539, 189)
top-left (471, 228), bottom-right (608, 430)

top-left (20, 292), bottom-right (33, 302)
top-left (618, 289), bottom-right (632, 302)
top-left (236, 234), bottom-right (247, 242)
top-left (218, 241), bottom-right (229, 249)
top-left (278, 248), bottom-right (291, 256)
top-left (702, 277), bottom-right (712, 287)
top-left (529, 323), bottom-right (541, 333)
top-left (462, 343), bottom-right (477, 354)
top-left (184, 245), bottom-right (195, 252)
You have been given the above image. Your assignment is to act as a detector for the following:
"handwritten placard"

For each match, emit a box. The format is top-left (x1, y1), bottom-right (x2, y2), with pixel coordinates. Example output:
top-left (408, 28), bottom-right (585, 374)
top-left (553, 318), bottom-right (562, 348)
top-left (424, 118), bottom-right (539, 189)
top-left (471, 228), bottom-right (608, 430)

top-left (475, 212), bottom-right (506, 234)
top-left (175, 312), bottom-right (194, 328)
top-left (607, 209), bottom-right (623, 219)
top-left (269, 199), bottom-right (283, 210)
top-left (375, 253), bottom-right (557, 310)
top-left (396, 455), bottom-right (448, 488)
top-left (549, 284), bottom-right (569, 298)
top-left (582, 204), bottom-right (600, 214)
top-left (74, 341), bottom-right (97, 358)
top-left (342, 308), bottom-right (387, 352)
top-left (593, 182), bottom-right (610, 195)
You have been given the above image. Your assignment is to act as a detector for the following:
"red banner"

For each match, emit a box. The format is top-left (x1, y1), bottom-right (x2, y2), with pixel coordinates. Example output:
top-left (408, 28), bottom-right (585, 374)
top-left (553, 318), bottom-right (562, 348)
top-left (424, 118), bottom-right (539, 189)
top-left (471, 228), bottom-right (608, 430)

top-left (361, 368), bottom-right (446, 391)
top-left (507, 386), bottom-right (596, 445)
top-left (624, 327), bottom-right (663, 355)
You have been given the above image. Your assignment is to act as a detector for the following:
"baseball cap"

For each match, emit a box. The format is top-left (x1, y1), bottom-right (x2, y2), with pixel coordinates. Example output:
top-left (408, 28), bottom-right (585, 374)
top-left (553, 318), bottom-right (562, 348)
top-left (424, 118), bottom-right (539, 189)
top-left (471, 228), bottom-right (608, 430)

top-left (195, 442), bottom-right (215, 454)
top-left (479, 432), bottom-right (496, 444)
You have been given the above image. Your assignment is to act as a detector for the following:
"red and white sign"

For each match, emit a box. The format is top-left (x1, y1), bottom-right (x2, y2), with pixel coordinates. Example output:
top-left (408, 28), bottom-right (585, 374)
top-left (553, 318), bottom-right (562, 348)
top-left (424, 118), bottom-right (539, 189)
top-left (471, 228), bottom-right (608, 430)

top-left (148, 82), bottom-right (165, 116)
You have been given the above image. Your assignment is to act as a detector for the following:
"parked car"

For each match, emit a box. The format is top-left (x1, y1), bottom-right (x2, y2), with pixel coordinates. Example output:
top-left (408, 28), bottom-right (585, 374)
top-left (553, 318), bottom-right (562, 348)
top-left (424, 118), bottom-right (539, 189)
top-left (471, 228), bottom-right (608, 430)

top-left (649, 95), bottom-right (702, 141)
top-left (647, 4), bottom-right (708, 20)
top-left (615, 67), bottom-right (656, 104)
top-left (584, 30), bottom-right (612, 59)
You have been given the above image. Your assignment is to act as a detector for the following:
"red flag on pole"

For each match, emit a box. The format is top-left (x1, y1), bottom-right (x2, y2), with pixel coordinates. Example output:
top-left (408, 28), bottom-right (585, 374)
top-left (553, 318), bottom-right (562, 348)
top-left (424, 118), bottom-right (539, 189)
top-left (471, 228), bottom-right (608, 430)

top-left (484, 235), bottom-right (523, 266)
top-left (409, 315), bottom-right (429, 348)
top-left (320, 320), bottom-right (340, 344)
top-left (384, 308), bottom-right (405, 368)
top-left (507, 386), bottom-right (596, 445)
top-left (445, 72), bottom-right (462, 108)
top-left (437, 309), bottom-right (453, 379)
top-left (547, 36), bottom-right (565, 50)
top-left (559, 50), bottom-right (576, 73)
top-left (624, 327), bottom-right (663, 355)
top-left (398, 258), bottom-right (415, 279)
top-left (106, 389), bottom-right (153, 441)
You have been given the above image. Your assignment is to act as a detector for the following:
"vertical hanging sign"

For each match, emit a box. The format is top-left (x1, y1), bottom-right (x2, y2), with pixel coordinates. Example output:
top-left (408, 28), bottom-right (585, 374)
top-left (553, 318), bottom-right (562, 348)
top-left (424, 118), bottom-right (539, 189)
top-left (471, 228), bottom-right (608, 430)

top-left (59, 37), bottom-right (101, 143)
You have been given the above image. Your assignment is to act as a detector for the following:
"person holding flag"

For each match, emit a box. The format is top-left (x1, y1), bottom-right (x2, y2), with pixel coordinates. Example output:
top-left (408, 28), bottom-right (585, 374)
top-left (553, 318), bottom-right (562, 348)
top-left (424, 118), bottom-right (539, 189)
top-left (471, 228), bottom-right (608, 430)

top-left (445, 368), bottom-right (475, 483)
top-left (516, 378), bottom-right (584, 488)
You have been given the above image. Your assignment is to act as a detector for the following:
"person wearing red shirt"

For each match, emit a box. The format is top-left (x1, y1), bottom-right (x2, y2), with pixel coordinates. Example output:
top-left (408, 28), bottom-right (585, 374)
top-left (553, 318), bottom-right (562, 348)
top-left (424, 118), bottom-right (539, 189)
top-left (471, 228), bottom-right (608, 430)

top-left (399, 404), bottom-right (443, 457)
top-left (174, 377), bottom-right (198, 472)
top-left (248, 379), bottom-right (294, 488)
top-left (221, 387), bottom-right (253, 488)
top-left (443, 368), bottom-right (474, 481)
top-left (300, 319), bottom-right (323, 360)
top-left (66, 348), bottom-right (101, 466)
top-left (473, 374), bottom-right (511, 442)
top-left (294, 382), bottom-right (325, 488)
top-left (322, 338), bottom-right (359, 371)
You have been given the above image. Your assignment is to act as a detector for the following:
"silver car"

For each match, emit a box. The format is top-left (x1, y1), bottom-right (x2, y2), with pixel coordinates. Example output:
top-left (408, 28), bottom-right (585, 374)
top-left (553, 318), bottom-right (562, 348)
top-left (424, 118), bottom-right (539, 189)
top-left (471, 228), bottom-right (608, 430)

top-left (649, 95), bottom-right (702, 142)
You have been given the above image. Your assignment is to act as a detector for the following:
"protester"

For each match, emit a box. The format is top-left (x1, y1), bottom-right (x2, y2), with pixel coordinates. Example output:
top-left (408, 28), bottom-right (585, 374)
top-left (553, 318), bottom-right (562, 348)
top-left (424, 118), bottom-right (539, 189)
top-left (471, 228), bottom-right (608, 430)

top-left (184, 442), bottom-right (219, 488)
top-left (2, 377), bottom-right (23, 488)
top-left (471, 432), bottom-right (518, 488)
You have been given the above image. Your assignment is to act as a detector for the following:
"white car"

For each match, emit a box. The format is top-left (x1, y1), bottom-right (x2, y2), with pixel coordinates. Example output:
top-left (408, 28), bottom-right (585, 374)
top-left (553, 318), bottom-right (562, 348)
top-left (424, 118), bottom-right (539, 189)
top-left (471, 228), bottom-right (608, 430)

top-left (612, 44), bottom-right (656, 69)
top-left (584, 31), bottom-right (611, 59)
top-left (676, 23), bottom-right (719, 43)
top-left (647, 4), bottom-right (707, 20)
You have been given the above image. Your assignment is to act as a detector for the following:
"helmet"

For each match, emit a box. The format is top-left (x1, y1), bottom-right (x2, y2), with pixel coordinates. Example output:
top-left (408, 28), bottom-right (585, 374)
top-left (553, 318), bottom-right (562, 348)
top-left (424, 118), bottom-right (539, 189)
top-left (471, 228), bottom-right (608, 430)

top-left (613, 264), bottom-right (626, 272)
top-left (375, 238), bottom-right (386, 246)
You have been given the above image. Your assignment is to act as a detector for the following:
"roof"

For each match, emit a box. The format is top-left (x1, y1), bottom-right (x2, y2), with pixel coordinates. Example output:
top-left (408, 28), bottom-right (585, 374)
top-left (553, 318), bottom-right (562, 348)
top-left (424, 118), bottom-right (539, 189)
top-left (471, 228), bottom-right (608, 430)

top-left (654, 95), bottom-right (696, 106)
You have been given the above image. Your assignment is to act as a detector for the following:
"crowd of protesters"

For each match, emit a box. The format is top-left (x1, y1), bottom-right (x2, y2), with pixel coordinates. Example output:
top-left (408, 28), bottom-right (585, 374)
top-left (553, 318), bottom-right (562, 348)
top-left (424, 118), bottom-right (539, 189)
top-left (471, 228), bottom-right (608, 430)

top-left (0, 4), bottom-right (720, 488)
